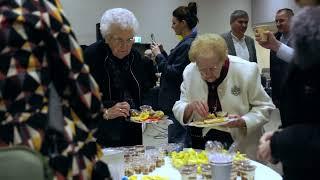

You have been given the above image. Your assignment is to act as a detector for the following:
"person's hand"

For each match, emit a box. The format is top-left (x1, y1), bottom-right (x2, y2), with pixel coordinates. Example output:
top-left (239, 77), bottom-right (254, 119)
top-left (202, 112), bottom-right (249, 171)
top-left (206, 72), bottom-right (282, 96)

top-left (260, 131), bottom-right (274, 142)
top-left (151, 43), bottom-right (161, 56)
top-left (187, 101), bottom-right (209, 118)
top-left (255, 31), bottom-right (281, 52)
top-left (158, 43), bottom-right (164, 52)
top-left (221, 114), bottom-right (246, 128)
top-left (103, 102), bottom-right (130, 120)
top-left (257, 131), bottom-right (275, 163)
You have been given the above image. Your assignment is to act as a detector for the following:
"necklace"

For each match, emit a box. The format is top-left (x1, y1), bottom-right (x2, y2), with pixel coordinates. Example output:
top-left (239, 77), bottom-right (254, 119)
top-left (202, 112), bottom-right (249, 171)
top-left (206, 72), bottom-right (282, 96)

top-left (212, 102), bottom-right (217, 113)
top-left (209, 83), bottom-right (219, 113)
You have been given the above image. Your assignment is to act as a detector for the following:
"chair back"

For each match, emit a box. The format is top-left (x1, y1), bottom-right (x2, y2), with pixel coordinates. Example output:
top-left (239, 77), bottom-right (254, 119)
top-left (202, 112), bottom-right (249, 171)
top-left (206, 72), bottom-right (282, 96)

top-left (0, 146), bottom-right (52, 180)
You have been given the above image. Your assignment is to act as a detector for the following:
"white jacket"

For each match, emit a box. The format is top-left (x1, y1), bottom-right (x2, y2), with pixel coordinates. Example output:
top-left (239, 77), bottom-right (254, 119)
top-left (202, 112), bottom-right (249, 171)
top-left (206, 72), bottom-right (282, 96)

top-left (173, 55), bottom-right (275, 160)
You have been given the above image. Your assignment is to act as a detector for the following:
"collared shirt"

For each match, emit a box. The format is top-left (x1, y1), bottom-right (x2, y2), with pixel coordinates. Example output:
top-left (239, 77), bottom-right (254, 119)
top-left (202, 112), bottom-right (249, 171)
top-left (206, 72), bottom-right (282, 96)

top-left (280, 33), bottom-right (292, 45)
top-left (276, 43), bottom-right (294, 63)
top-left (231, 32), bottom-right (250, 61)
top-left (276, 33), bottom-right (294, 63)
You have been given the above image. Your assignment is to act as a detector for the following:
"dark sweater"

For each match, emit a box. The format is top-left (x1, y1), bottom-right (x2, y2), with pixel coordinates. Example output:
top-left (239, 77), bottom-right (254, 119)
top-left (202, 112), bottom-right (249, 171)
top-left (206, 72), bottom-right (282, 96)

top-left (84, 41), bottom-right (156, 147)
top-left (156, 31), bottom-right (197, 113)
top-left (271, 63), bottom-right (320, 180)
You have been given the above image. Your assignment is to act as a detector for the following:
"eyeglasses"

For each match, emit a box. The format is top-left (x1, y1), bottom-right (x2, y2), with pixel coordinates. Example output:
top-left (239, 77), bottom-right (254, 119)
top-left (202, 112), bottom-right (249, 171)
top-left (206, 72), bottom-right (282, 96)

top-left (111, 37), bottom-right (134, 46)
top-left (198, 64), bottom-right (222, 77)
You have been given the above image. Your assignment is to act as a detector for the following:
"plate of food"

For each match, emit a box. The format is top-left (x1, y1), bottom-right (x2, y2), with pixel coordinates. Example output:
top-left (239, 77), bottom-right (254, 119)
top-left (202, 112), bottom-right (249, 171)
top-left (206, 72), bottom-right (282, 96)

top-left (188, 111), bottom-right (236, 128)
top-left (130, 105), bottom-right (169, 123)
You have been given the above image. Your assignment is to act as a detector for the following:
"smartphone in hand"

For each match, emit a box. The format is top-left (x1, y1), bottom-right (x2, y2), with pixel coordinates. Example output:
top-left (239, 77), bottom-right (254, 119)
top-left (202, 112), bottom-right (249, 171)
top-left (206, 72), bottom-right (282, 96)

top-left (151, 33), bottom-right (156, 44)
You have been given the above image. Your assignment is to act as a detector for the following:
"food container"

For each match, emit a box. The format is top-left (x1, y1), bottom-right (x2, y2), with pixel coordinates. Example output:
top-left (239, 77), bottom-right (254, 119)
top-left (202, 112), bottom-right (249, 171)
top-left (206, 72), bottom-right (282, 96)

top-left (232, 159), bottom-right (250, 176)
top-left (211, 161), bottom-right (232, 180)
top-left (179, 164), bottom-right (197, 180)
top-left (239, 164), bottom-right (256, 180)
top-left (140, 105), bottom-right (152, 112)
top-left (209, 153), bottom-right (233, 180)
top-left (135, 145), bottom-right (145, 154)
top-left (124, 163), bottom-right (134, 177)
top-left (200, 163), bottom-right (212, 180)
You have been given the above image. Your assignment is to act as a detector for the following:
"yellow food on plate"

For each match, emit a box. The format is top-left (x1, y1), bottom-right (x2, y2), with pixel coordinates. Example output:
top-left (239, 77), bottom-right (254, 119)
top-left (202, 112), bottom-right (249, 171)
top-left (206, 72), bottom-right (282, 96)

top-left (216, 111), bottom-right (228, 117)
top-left (139, 111), bottom-right (150, 120)
top-left (142, 175), bottom-right (169, 180)
top-left (171, 149), bottom-right (208, 169)
top-left (129, 175), bottom-right (169, 180)
top-left (204, 117), bottom-right (226, 124)
top-left (153, 110), bottom-right (164, 118)
top-left (206, 113), bottom-right (216, 119)
top-left (131, 116), bottom-right (141, 121)
top-left (130, 105), bottom-right (166, 122)
top-left (129, 175), bottom-right (138, 180)
top-left (193, 120), bottom-right (205, 125)
top-left (233, 151), bottom-right (247, 161)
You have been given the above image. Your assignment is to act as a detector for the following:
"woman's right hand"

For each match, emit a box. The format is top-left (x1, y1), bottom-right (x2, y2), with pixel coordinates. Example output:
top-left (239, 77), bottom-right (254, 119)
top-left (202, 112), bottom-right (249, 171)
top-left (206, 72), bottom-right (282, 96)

top-left (183, 101), bottom-right (209, 123)
top-left (103, 102), bottom-right (130, 120)
top-left (187, 101), bottom-right (209, 118)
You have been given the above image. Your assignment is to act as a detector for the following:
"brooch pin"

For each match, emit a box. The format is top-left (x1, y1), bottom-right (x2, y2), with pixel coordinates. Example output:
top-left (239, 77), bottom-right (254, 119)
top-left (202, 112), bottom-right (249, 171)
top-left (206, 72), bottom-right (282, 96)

top-left (231, 86), bottom-right (241, 96)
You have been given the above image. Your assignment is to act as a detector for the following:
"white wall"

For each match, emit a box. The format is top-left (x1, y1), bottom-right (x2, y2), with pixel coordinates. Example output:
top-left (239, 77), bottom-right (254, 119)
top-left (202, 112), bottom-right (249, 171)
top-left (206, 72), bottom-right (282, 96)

top-left (61, 0), bottom-right (180, 50)
top-left (252, 0), bottom-right (300, 25)
top-left (62, 0), bottom-right (293, 69)
top-left (60, 0), bottom-right (253, 50)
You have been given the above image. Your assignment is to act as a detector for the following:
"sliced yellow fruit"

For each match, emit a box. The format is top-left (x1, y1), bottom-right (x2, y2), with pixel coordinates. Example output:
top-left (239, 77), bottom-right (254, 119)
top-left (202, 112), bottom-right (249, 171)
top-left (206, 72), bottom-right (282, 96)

top-left (139, 112), bottom-right (149, 120)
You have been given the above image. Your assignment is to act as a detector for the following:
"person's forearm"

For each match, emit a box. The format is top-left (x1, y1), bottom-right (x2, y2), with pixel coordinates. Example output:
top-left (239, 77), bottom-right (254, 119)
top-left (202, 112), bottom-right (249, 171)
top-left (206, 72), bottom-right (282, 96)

top-left (276, 43), bottom-right (294, 63)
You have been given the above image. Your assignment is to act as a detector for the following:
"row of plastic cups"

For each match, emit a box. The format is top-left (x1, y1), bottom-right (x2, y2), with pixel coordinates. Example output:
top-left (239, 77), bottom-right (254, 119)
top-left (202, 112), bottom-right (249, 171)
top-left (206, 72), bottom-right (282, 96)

top-left (124, 155), bottom-right (165, 176)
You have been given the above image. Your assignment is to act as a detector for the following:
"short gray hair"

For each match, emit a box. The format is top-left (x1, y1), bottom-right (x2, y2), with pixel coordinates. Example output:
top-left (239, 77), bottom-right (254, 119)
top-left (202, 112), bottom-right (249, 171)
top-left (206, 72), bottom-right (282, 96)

top-left (100, 8), bottom-right (139, 38)
top-left (292, 6), bottom-right (320, 69)
top-left (277, 8), bottom-right (294, 18)
top-left (230, 10), bottom-right (248, 24)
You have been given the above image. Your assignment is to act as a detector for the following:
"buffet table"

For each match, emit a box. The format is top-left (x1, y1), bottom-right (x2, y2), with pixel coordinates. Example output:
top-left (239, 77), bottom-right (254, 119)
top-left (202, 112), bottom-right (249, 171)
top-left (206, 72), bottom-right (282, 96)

top-left (102, 148), bottom-right (282, 180)
top-left (125, 157), bottom-right (282, 180)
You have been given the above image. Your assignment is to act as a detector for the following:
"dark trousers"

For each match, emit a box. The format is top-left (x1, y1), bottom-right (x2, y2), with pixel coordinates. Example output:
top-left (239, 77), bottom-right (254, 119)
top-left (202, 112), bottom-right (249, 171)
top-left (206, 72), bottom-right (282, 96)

top-left (189, 127), bottom-right (233, 150)
top-left (95, 118), bottom-right (142, 147)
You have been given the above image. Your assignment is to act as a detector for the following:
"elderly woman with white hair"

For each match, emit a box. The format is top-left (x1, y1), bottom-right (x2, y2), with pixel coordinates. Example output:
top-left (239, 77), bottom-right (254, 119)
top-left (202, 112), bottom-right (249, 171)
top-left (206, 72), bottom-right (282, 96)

top-left (173, 33), bottom-right (275, 159)
top-left (84, 8), bottom-right (156, 147)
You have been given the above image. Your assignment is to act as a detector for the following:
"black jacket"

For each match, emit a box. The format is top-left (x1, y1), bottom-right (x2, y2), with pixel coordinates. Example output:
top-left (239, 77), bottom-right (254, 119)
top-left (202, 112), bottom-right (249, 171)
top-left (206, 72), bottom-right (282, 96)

top-left (156, 32), bottom-right (197, 113)
top-left (84, 40), bottom-right (156, 147)
top-left (84, 40), bottom-right (156, 108)
top-left (271, 63), bottom-right (320, 179)
top-left (270, 32), bottom-right (293, 107)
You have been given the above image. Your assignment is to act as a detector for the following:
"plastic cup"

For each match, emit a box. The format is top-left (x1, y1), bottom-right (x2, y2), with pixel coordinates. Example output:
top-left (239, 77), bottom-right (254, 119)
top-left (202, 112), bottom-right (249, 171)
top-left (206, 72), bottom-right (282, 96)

top-left (240, 164), bottom-right (256, 180)
top-left (140, 105), bottom-right (152, 112)
top-left (255, 25), bottom-right (270, 42)
top-left (211, 161), bottom-right (232, 180)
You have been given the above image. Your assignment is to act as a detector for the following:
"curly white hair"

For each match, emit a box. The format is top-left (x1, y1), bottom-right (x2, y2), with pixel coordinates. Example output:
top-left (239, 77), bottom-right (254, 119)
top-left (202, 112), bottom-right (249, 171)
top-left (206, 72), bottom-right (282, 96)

top-left (100, 8), bottom-right (139, 39)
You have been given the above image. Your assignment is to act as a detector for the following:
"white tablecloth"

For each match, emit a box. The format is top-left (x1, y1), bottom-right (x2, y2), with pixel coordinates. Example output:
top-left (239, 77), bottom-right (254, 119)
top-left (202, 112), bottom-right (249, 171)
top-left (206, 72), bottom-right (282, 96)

top-left (134, 157), bottom-right (282, 180)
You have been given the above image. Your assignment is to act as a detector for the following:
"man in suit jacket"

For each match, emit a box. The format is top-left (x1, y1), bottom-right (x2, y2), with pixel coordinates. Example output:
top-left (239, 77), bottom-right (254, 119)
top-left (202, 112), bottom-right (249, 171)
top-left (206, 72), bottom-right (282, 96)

top-left (221, 10), bottom-right (257, 63)
top-left (270, 8), bottom-right (294, 108)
